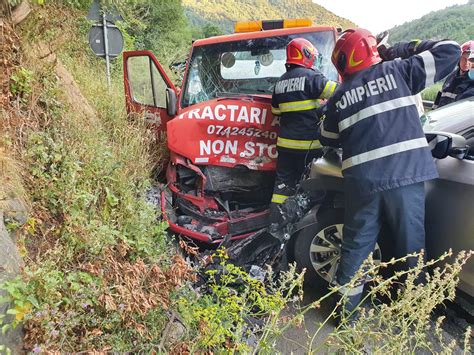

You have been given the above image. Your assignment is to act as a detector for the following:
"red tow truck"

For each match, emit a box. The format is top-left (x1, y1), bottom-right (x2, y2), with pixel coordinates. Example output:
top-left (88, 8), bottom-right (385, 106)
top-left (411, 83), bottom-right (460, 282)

top-left (123, 19), bottom-right (340, 244)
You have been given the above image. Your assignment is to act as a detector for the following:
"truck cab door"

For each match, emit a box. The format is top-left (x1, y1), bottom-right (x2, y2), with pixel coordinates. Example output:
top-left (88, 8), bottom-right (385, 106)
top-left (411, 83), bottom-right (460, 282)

top-left (123, 50), bottom-right (177, 135)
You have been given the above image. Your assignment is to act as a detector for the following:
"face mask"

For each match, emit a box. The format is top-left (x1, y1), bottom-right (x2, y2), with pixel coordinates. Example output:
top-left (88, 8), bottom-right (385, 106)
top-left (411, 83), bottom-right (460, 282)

top-left (468, 69), bottom-right (474, 80)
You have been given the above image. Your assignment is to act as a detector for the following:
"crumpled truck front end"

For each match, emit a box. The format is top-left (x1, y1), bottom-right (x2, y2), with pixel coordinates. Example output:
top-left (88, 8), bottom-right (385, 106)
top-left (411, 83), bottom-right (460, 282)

top-left (162, 97), bottom-right (279, 243)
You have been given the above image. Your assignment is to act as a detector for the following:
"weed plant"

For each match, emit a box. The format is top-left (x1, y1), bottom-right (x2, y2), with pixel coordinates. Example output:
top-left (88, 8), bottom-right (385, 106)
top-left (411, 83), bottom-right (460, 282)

top-left (0, 3), bottom-right (186, 352)
top-left (175, 249), bottom-right (472, 354)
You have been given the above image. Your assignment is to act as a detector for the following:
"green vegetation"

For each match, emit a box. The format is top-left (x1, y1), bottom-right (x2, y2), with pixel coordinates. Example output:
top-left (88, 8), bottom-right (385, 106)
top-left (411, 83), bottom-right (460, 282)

top-left (1, 2), bottom-right (189, 351)
top-left (5, 0), bottom-right (24, 5)
top-left (326, 251), bottom-right (472, 353)
top-left (388, 0), bottom-right (474, 44)
top-left (176, 249), bottom-right (305, 352)
top-left (1, 1), bottom-right (472, 353)
top-left (183, 0), bottom-right (356, 34)
top-left (422, 83), bottom-right (442, 102)
top-left (192, 22), bottom-right (225, 39)
top-left (9, 67), bottom-right (33, 105)
top-left (174, 249), bottom-right (472, 353)
top-left (120, 0), bottom-right (192, 64)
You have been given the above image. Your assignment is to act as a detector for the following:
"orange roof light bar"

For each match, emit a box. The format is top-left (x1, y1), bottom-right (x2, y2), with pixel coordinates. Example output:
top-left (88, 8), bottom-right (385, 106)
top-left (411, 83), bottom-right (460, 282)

top-left (235, 18), bottom-right (313, 33)
top-left (284, 18), bottom-right (313, 29)
top-left (235, 20), bottom-right (263, 33)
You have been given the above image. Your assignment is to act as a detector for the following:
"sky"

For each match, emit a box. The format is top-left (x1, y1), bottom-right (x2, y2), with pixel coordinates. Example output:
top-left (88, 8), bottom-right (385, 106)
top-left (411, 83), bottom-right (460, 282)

top-left (313, 0), bottom-right (469, 33)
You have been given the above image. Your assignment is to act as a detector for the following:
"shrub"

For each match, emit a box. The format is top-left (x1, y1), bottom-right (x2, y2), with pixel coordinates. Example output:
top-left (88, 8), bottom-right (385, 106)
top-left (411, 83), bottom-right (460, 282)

top-left (168, 249), bottom-right (472, 354)
top-left (325, 250), bottom-right (472, 353)
top-left (422, 83), bottom-right (442, 102)
top-left (0, 4), bottom-right (184, 351)
top-left (175, 248), bottom-right (305, 352)
top-left (10, 67), bottom-right (33, 104)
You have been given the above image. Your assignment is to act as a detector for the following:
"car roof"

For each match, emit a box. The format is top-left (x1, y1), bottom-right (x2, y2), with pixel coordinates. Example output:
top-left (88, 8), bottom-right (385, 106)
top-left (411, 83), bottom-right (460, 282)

top-left (423, 97), bottom-right (474, 133)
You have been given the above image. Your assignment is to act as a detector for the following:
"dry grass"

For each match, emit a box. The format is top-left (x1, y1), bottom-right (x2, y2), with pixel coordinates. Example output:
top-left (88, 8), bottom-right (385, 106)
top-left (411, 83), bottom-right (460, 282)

top-left (0, 147), bottom-right (26, 207)
top-left (0, 19), bottom-right (28, 212)
top-left (23, 243), bottom-right (195, 350)
top-left (0, 4), bottom-right (189, 352)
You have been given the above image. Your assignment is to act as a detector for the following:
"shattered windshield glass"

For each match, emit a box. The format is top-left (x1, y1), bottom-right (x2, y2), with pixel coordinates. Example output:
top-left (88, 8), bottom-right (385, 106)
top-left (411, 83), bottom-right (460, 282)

top-left (181, 31), bottom-right (338, 108)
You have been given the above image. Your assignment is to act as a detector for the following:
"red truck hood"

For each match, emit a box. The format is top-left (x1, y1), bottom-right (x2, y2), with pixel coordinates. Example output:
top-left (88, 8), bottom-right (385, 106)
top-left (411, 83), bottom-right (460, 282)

top-left (167, 96), bottom-right (279, 171)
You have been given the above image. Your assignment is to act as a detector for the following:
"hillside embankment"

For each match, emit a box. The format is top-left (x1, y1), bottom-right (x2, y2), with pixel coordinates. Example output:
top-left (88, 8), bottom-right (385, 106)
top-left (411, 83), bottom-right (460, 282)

top-left (0, 3), bottom-right (195, 351)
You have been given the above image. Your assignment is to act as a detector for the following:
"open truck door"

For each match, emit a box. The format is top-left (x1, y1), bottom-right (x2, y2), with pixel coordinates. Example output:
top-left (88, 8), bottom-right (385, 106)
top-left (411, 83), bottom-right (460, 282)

top-left (123, 50), bottom-right (177, 135)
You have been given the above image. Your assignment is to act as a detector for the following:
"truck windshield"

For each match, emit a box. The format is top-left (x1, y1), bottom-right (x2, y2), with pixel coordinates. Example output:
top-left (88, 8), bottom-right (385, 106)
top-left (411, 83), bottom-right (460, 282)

top-left (181, 30), bottom-right (338, 108)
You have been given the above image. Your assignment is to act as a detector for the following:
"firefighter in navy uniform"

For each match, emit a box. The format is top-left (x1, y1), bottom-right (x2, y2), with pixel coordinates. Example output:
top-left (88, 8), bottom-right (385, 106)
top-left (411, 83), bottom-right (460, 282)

top-left (270, 38), bottom-right (338, 224)
top-left (319, 28), bottom-right (461, 317)
top-left (433, 40), bottom-right (474, 109)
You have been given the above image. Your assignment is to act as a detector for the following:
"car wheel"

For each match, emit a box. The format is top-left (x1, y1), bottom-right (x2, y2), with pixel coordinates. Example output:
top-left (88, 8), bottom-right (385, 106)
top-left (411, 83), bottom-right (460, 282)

top-left (293, 209), bottom-right (383, 286)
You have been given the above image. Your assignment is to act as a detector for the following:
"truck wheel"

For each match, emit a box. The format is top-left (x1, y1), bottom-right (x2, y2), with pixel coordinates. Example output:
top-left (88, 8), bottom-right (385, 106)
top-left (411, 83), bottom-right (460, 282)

top-left (293, 209), bottom-right (383, 286)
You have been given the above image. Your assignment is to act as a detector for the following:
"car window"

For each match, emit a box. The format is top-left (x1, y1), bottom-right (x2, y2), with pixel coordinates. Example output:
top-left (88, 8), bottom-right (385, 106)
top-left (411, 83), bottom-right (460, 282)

top-left (127, 56), bottom-right (168, 108)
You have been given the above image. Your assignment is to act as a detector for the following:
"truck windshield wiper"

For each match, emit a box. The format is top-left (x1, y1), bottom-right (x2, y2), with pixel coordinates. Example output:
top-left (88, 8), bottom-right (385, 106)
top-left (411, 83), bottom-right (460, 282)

top-left (216, 90), bottom-right (271, 98)
top-left (238, 87), bottom-right (272, 94)
top-left (216, 92), bottom-right (242, 98)
top-left (247, 89), bottom-right (271, 93)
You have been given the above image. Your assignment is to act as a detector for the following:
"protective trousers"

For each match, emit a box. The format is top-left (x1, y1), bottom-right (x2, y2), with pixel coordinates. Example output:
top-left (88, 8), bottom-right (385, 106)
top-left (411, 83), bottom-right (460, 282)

top-left (270, 149), bottom-right (322, 223)
top-left (335, 182), bottom-right (426, 315)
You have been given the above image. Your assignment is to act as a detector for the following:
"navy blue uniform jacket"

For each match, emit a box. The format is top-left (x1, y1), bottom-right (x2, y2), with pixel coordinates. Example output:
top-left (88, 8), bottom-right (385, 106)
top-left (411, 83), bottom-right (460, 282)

top-left (433, 69), bottom-right (474, 108)
top-left (320, 40), bottom-right (461, 195)
top-left (272, 66), bottom-right (338, 152)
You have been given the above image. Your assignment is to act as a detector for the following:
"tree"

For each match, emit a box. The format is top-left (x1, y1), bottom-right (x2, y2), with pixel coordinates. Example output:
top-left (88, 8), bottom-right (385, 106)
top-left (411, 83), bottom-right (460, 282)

top-left (202, 23), bottom-right (223, 38)
top-left (116, 0), bottom-right (192, 64)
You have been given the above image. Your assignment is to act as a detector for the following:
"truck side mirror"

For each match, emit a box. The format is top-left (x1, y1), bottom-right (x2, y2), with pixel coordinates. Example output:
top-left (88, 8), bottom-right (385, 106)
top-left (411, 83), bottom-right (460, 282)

top-left (166, 88), bottom-right (177, 116)
top-left (425, 131), bottom-right (468, 160)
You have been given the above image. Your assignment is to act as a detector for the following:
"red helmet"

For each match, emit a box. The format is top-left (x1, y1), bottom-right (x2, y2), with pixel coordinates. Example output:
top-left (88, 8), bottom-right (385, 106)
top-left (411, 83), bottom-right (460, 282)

top-left (286, 38), bottom-right (318, 69)
top-left (461, 40), bottom-right (474, 57)
top-left (332, 28), bottom-right (381, 78)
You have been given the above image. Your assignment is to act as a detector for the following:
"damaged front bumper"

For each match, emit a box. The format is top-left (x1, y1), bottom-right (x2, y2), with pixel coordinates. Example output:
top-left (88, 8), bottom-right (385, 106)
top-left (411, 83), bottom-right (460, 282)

top-left (160, 186), bottom-right (270, 243)
top-left (160, 154), bottom-right (273, 243)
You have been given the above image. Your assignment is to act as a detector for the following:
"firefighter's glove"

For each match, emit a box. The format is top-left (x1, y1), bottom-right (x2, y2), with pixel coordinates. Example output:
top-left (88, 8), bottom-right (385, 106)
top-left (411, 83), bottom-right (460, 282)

top-left (376, 31), bottom-right (395, 61)
top-left (378, 44), bottom-right (396, 61)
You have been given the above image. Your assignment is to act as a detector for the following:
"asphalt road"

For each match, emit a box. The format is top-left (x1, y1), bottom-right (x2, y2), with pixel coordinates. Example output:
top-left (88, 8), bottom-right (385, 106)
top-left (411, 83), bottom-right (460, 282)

top-left (275, 284), bottom-right (336, 354)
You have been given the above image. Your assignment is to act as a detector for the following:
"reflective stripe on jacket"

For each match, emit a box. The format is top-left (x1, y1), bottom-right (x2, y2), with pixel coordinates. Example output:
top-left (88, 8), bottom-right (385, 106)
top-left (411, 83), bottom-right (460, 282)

top-left (320, 40), bottom-right (461, 195)
top-left (272, 66), bottom-right (337, 152)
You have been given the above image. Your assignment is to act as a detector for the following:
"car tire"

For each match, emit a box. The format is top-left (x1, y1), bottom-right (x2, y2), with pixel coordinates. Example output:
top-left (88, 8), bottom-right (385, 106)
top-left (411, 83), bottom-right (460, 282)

top-left (294, 209), bottom-right (344, 286)
top-left (293, 208), bottom-right (384, 286)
